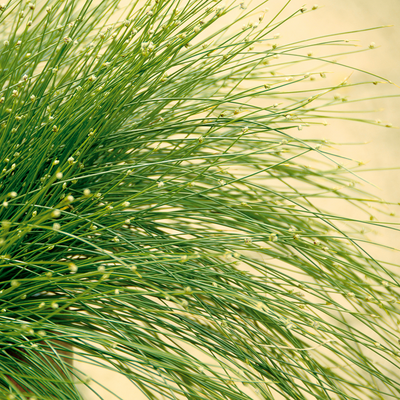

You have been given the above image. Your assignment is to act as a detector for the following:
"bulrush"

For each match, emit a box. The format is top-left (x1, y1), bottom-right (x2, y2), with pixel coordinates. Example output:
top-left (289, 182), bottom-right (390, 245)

top-left (0, 1), bottom-right (398, 399)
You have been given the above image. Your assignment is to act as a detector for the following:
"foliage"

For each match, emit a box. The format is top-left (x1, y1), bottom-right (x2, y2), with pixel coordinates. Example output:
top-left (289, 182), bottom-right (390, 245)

top-left (0, 0), bottom-right (399, 399)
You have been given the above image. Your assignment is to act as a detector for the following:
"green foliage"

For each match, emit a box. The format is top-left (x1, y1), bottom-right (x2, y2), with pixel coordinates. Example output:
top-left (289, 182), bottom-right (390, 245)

top-left (0, 0), bottom-right (399, 399)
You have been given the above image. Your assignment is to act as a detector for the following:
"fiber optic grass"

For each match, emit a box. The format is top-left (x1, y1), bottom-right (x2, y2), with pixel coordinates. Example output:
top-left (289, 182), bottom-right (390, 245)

top-left (0, 1), bottom-right (399, 399)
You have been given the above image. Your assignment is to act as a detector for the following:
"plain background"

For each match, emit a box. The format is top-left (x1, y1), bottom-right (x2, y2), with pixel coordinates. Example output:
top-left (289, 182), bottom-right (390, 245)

top-left (75, 1), bottom-right (400, 398)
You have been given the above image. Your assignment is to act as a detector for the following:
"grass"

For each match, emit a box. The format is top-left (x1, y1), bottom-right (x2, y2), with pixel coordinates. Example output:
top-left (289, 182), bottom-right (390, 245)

top-left (0, 0), bottom-right (399, 399)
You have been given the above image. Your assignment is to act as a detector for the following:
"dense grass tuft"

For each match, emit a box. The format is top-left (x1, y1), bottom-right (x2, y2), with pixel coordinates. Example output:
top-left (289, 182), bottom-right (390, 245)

top-left (0, 1), bottom-right (399, 399)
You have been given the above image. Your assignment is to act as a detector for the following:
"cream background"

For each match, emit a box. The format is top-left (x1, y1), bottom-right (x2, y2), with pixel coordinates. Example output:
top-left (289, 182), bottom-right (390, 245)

top-left (75, 1), bottom-right (400, 398)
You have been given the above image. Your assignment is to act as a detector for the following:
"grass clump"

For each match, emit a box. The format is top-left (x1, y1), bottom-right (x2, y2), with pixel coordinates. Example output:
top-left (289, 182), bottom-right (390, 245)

top-left (0, 0), bottom-right (399, 399)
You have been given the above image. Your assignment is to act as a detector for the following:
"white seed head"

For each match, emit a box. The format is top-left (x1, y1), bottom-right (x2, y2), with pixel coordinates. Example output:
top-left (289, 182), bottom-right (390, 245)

top-left (51, 209), bottom-right (61, 218)
top-left (53, 222), bottom-right (61, 230)
top-left (56, 172), bottom-right (63, 179)
top-left (123, 201), bottom-right (130, 207)
top-left (83, 188), bottom-right (91, 196)
top-left (68, 262), bottom-right (78, 273)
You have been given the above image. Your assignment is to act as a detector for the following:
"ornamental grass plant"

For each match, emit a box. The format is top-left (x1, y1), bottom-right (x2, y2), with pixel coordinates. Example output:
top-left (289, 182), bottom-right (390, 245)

top-left (0, 0), bottom-right (399, 399)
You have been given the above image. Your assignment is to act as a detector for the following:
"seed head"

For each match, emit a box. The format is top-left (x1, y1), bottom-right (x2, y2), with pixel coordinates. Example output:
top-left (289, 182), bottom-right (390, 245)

top-left (51, 209), bottom-right (61, 218)
top-left (53, 223), bottom-right (61, 230)
top-left (68, 262), bottom-right (78, 273)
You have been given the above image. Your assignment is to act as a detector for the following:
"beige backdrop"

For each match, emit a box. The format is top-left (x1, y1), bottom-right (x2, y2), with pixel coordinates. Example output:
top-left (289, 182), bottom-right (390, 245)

top-left (75, 1), bottom-right (400, 398)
